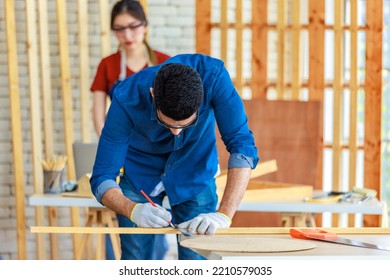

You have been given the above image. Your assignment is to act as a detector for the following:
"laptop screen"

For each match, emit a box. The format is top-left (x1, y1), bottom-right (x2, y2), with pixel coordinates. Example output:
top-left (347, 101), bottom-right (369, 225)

top-left (72, 142), bottom-right (98, 180)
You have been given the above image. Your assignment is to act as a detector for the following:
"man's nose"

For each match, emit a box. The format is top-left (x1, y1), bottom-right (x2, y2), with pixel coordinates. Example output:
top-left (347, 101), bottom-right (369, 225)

top-left (170, 128), bottom-right (182, 136)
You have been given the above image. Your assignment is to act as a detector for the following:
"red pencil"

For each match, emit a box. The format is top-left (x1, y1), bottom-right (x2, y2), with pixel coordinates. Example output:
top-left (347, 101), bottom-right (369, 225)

top-left (140, 189), bottom-right (175, 228)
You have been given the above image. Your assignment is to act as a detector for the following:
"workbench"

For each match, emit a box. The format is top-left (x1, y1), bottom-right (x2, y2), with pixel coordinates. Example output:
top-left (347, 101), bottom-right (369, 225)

top-left (28, 193), bottom-right (388, 259)
top-left (186, 234), bottom-right (390, 260)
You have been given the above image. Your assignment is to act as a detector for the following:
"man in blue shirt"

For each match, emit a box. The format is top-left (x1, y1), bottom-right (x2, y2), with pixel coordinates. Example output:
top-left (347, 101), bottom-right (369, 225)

top-left (90, 54), bottom-right (259, 260)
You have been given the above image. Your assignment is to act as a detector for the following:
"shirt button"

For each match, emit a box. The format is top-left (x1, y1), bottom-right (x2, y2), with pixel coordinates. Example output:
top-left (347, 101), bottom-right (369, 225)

top-left (177, 134), bottom-right (181, 138)
top-left (162, 173), bottom-right (166, 177)
top-left (167, 164), bottom-right (171, 167)
top-left (176, 147), bottom-right (180, 150)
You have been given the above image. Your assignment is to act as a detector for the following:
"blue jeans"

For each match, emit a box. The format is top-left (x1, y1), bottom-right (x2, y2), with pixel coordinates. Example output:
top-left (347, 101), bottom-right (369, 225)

top-left (117, 182), bottom-right (218, 260)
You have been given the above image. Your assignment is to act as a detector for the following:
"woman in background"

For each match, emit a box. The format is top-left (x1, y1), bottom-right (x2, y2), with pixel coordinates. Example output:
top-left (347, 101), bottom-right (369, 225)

top-left (90, 0), bottom-right (170, 259)
top-left (91, 0), bottom-right (170, 136)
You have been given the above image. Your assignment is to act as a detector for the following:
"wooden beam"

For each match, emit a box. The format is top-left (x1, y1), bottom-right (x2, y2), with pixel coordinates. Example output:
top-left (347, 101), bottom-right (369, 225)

top-left (348, 0), bottom-right (358, 227)
top-left (364, 0), bottom-right (383, 227)
top-left (276, 0), bottom-right (285, 99)
top-left (331, 0), bottom-right (344, 227)
top-left (38, 0), bottom-right (59, 260)
top-left (99, 0), bottom-right (111, 57)
top-left (5, 0), bottom-right (27, 260)
top-left (291, 0), bottom-right (301, 100)
top-left (38, 0), bottom-right (54, 156)
top-left (220, 0), bottom-right (228, 64)
top-left (26, 0), bottom-right (46, 260)
top-left (56, 0), bottom-right (81, 257)
top-left (195, 0), bottom-right (211, 54)
top-left (78, 0), bottom-right (91, 142)
top-left (251, 0), bottom-right (268, 99)
top-left (31, 226), bottom-right (390, 235)
top-left (235, 0), bottom-right (244, 94)
top-left (308, 0), bottom-right (325, 101)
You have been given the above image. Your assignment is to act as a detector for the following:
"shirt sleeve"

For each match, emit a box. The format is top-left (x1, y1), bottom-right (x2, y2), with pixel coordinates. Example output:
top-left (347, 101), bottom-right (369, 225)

top-left (90, 59), bottom-right (109, 93)
top-left (211, 62), bottom-right (259, 169)
top-left (89, 91), bottom-right (134, 202)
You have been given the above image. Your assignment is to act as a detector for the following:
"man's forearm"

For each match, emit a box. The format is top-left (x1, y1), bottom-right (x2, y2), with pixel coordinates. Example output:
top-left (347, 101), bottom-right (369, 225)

top-left (101, 188), bottom-right (136, 218)
top-left (217, 167), bottom-right (251, 218)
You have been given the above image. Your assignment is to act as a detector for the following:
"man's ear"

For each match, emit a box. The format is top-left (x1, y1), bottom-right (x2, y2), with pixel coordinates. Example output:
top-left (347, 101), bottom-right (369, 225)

top-left (150, 87), bottom-right (154, 97)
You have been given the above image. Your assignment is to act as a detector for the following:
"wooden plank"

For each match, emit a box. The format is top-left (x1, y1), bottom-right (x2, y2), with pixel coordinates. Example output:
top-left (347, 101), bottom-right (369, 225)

top-left (276, 0), bottom-right (285, 99)
top-left (308, 0), bottom-right (325, 101)
top-left (25, 0), bottom-right (46, 260)
top-left (30, 226), bottom-right (390, 235)
top-left (5, 0), bottom-right (27, 260)
top-left (195, 0), bottom-right (211, 54)
top-left (332, 0), bottom-right (344, 227)
top-left (332, 0), bottom-right (343, 191)
top-left (218, 100), bottom-right (322, 189)
top-left (291, 0), bottom-right (301, 100)
top-left (99, 0), bottom-right (111, 57)
top-left (251, 0), bottom-right (267, 98)
top-left (348, 0), bottom-right (358, 227)
top-left (235, 0), bottom-right (243, 94)
top-left (56, 0), bottom-right (81, 257)
top-left (78, 0), bottom-right (91, 142)
top-left (38, 0), bottom-right (58, 260)
top-left (216, 159), bottom-right (278, 190)
top-left (308, 0), bottom-right (325, 226)
top-left (364, 0), bottom-right (383, 227)
top-left (220, 0), bottom-right (228, 64)
top-left (38, 0), bottom-right (54, 156)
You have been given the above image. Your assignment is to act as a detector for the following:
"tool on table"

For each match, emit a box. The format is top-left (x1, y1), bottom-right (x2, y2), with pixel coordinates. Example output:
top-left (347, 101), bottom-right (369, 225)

top-left (339, 187), bottom-right (377, 204)
top-left (140, 190), bottom-right (192, 237)
top-left (290, 228), bottom-right (390, 251)
top-left (305, 187), bottom-right (377, 204)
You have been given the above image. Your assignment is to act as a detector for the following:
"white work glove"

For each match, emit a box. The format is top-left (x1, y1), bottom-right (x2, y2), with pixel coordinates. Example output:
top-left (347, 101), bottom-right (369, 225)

top-left (130, 203), bottom-right (172, 228)
top-left (178, 212), bottom-right (232, 235)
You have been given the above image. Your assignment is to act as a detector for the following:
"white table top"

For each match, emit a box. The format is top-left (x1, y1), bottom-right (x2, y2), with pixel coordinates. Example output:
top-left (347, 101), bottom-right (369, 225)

top-left (28, 193), bottom-right (385, 215)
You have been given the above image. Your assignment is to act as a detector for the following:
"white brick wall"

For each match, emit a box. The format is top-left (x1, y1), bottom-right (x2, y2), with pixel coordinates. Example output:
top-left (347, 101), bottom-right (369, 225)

top-left (0, 0), bottom-right (195, 260)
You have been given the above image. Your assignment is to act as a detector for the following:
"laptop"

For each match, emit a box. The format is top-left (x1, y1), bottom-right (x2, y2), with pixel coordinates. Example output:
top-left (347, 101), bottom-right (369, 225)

top-left (72, 142), bottom-right (98, 181)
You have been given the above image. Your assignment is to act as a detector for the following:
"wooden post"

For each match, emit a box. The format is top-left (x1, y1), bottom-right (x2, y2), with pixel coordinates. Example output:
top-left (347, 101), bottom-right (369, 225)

top-left (38, 0), bottom-right (59, 260)
top-left (348, 0), bottom-right (358, 227)
top-left (56, 0), bottom-right (81, 257)
top-left (364, 0), bottom-right (383, 227)
top-left (26, 0), bottom-right (46, 260)
top-left (5, 0), bottom-right (27, 260)
top-left (308, 0), bottom-right (325, 101)
top-left (196, 0), bottom-right (211, 55)
top-left (99, 0), bottom-right (111, 57)
top-left (78, 0), bottom-right (91, 142)
top-left (220, 0), bottom-right (228, 64)
top-left (291, 0), bottom-right (301, 100)
top-left (235, 0), bottom-right (244, 94)
top-left (308, 0), bottom-right (325, 226)
top-left (332, 0), bottom-right (344, 227)
top-left (276, 0), bottom-right (285, 99)
top-left (251, 0), bottom-right (268, 99)
top-left (38, 0), bottom-right (54, 156)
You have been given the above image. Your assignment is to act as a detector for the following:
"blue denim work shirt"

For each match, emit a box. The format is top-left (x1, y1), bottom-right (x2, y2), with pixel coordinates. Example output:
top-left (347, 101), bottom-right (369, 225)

top-left (90, 54), bottom-right (259, 206)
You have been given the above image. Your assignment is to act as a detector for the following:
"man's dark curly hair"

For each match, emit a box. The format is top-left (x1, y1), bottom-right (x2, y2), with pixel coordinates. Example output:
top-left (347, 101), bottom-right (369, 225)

top-left (153, 63), bottom-right (203, 120)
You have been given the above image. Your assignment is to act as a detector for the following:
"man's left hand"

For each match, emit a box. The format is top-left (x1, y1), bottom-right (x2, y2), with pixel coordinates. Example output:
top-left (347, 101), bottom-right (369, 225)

top-left (178, 212), bottom-right (231, 235)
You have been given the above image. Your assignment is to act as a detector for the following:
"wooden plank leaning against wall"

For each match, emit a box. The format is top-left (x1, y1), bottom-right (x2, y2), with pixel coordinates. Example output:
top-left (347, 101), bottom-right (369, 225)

top-left (25, 0), bottom-right (47, 260)
top-left (365, 0), bottom-right (383, 227)
top-left (4, 0), bottom-right (27, 260)
top-left (195, 0), bottom-right (383, 227)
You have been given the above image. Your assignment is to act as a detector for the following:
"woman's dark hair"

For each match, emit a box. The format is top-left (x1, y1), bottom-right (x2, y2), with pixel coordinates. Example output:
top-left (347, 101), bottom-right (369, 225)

top-left (111, 0), bottom-right (157, 65)
top-left (154, 64), bottom-right (204, 120)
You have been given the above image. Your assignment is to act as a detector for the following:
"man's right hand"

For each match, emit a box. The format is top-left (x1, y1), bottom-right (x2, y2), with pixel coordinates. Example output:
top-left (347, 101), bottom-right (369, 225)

top-left (130, 203), bottom-right (172, 228)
